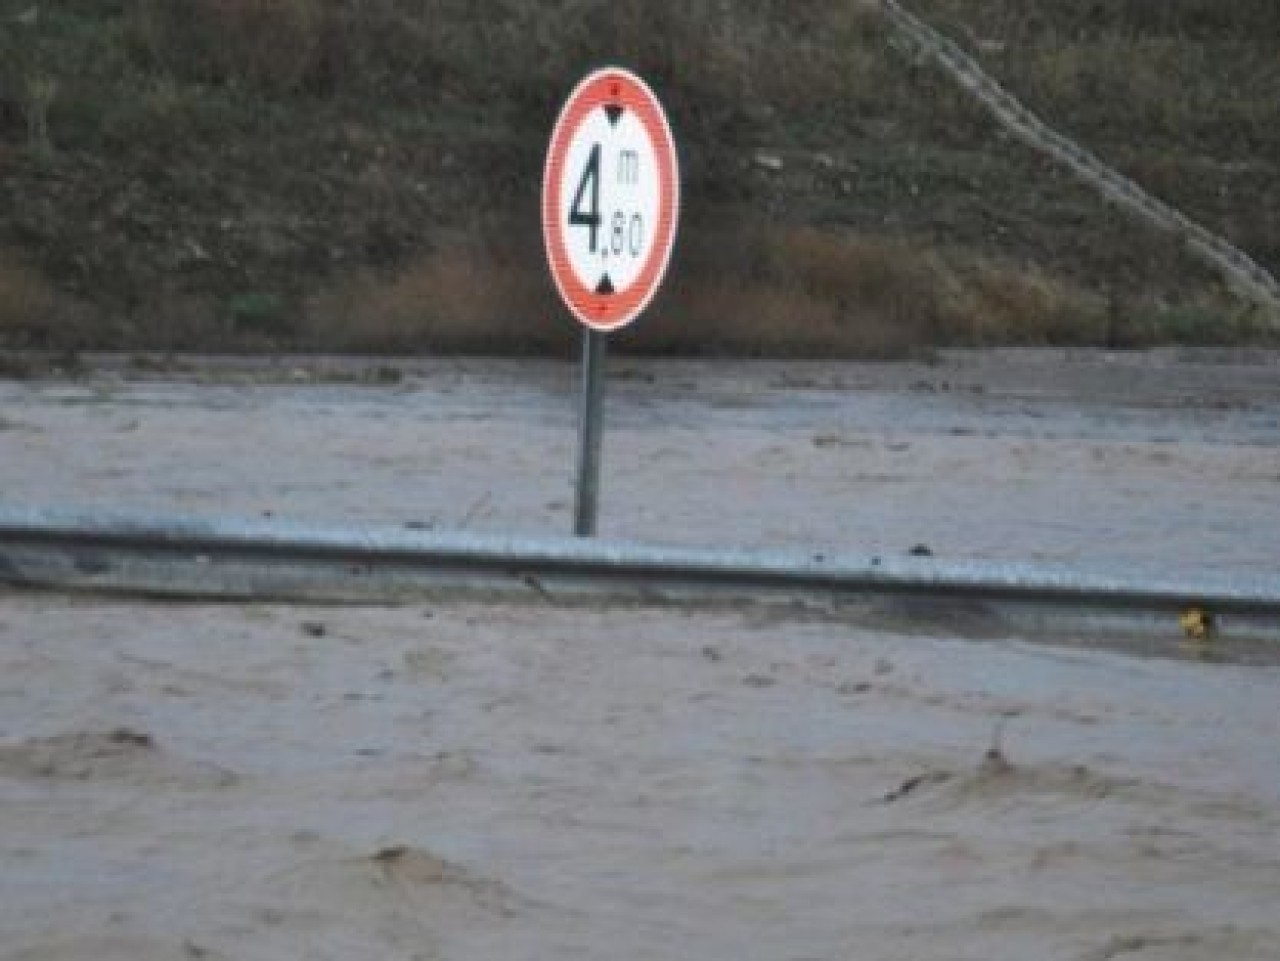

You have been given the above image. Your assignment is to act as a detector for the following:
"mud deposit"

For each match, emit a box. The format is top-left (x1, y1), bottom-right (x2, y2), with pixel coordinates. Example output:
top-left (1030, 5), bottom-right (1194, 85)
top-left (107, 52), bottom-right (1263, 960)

top-left (2, 350), bottom-right (1279, 959)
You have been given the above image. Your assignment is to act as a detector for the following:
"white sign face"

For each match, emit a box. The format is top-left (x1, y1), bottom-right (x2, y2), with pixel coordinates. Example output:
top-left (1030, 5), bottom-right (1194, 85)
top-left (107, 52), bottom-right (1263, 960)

top-left (558, 106), bottom-right (662, 297)
top-left (543, 68), bottom-right (680, 332)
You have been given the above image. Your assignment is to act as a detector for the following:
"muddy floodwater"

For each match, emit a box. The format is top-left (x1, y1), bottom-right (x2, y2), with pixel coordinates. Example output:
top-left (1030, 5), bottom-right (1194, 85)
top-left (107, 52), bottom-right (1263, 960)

top-left (1, 349), bottom-right (1279, 960)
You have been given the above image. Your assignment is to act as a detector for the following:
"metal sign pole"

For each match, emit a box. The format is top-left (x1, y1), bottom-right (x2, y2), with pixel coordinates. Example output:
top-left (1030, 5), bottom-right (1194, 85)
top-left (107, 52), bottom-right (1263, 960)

top-left (545, 69), bottom-right (678, 537)
top-left (574, 328), bottom-right (608, 537)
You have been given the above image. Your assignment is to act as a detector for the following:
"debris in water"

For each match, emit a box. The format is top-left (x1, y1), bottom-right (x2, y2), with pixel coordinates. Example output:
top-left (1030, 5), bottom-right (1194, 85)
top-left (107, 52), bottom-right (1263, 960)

top-left (1179, 606), bottom-right (1215, 642)
top-left (882, 770), bottom-right (952, 803)
top-left (979, 718), bottom-right (1015, 777)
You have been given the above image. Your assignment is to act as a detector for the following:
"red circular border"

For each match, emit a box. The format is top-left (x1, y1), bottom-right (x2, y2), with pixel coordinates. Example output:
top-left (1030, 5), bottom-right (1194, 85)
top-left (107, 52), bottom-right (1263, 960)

top-left (542, 68), bottom-right (680, 332)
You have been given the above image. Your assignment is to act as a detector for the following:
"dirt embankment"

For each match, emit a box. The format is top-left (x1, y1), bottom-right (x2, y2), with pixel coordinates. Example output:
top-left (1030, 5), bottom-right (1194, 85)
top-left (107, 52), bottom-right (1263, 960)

top-left (1, 1), bottom-right (1278, 355)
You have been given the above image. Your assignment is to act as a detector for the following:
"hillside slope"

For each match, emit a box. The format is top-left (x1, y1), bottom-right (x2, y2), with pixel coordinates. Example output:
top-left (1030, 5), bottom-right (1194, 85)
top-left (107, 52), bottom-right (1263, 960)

top-left (1, 0), bottom-right (1277, 355)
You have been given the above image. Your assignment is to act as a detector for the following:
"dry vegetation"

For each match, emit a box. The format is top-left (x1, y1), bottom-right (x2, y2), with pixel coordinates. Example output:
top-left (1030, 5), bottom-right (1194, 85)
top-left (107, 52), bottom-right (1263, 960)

top-left (0, 251), bottom-right (53, 340)
top-left (0, 0), bottom-right (1276, 355)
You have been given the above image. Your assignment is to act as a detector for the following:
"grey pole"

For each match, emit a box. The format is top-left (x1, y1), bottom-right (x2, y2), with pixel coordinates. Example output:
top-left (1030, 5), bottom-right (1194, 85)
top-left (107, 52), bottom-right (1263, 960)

top-left (574, 329), bottom-right (608, 537)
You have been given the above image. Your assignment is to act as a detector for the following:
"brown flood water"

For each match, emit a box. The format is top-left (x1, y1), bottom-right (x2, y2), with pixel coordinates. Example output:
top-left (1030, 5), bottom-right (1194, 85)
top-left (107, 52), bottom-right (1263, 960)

top-left (1, 350), bottom-right (1278, 959)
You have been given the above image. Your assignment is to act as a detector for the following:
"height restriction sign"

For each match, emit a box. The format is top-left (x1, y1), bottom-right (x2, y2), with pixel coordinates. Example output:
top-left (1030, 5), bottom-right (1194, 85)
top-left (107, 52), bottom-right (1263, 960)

top-left (542, 67), bottom-right (680, 332)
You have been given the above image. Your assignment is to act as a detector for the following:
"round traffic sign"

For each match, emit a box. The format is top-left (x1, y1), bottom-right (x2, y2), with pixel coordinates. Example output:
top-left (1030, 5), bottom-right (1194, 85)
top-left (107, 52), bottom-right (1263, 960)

top-left (542, 67), bottom-right (680, 332)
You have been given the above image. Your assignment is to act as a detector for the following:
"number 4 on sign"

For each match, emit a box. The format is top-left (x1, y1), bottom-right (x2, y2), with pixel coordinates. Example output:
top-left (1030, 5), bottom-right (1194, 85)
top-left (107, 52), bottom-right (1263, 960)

top-left (569, 143), bottom-right (602, 255)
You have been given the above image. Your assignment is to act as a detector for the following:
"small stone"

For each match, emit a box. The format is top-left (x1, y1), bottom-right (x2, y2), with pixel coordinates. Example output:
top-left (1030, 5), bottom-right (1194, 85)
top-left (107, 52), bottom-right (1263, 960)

top-left (837, 681), bottom-right (872, 695)
top-left (753, 151), bottom-right (784, 172)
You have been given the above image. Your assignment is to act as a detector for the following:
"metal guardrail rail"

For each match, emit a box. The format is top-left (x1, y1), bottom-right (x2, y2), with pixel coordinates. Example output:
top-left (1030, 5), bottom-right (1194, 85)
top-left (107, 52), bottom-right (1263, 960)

top-left (1, 506), bottom-right (1277, 641)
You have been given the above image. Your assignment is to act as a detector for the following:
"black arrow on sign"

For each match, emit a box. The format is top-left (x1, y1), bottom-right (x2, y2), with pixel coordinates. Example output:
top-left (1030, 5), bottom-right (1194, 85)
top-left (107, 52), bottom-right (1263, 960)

top-left (604, 104), bottom-right (624, 127)
top-left (596, 274), bottom-right (615, 295)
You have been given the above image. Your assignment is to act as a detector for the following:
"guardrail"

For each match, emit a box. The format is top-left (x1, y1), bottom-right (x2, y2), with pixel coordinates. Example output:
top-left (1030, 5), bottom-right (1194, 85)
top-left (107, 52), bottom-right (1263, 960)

top-left (2, 506), bottom-right (1276, 643)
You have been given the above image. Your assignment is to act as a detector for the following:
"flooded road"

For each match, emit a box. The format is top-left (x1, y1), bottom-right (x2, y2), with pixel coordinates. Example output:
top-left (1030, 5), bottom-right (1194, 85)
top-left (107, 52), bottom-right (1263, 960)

top-left (2, 598), bottom-right (1278, 961)
top-left (1, 349), bottom-right (1278, 580)
top-left (2, 350), bottom-right (1279, 960)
